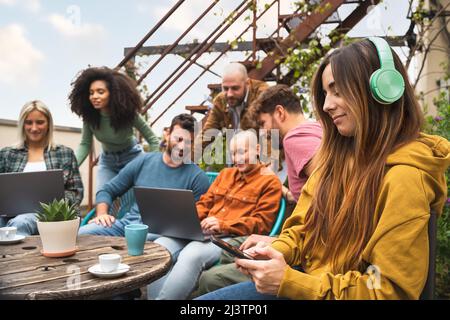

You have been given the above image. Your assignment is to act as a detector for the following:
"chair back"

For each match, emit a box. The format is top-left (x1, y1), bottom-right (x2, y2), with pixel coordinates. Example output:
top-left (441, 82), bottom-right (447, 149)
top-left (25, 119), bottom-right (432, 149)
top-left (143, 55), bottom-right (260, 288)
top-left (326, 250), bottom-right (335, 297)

top-left (420, 210), bottom-right (437, 300)
top-left (113, 188), bottom-right (136, 220)
top-left (269, 197), bottom-right (286, 236)
top-left (206, 171), bottom-right (220, 185)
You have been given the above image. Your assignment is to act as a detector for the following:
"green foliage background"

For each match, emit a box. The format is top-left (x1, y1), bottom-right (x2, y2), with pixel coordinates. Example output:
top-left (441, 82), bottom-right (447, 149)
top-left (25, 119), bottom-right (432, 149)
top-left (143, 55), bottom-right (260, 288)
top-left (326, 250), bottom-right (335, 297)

top-left (424, 89), bottom-right (450, 299)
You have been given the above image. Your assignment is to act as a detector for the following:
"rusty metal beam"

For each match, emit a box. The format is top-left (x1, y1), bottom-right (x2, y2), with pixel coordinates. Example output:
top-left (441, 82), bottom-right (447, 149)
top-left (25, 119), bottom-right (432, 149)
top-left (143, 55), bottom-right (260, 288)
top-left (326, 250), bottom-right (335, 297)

top-left (115, 0), bottom-right (186, 70)
top-left (136, 0), bottom-right (220, 85)
top-left (150, 0), bottom-right (279, 125)
top-left (248, 0), bottom-right (347, 80)
top-left (125, 40), bottom-right (273, 56)
top-left (252, 0), bottom-right (257, 61)
top-left (87, 146), bottom-right (98, 211)
top-left (176, 55), bottom-right (221, 78)
top-left (279, 0), bottom-right (381, 85)
top-left (349, 36), bottom-right (405, 47)
top-left (142, 0), bottom-right (250, 108)
top-left (333, 0), bottom-right (381, 40)
top-left (144, 0), bottom-right (252, 114)
top-left (243, 2), bottom-right (303, 65)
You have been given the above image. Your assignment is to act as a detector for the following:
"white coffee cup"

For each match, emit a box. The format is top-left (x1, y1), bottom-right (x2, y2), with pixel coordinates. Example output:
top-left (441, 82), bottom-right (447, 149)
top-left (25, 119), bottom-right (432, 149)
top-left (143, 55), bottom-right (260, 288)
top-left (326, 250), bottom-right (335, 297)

top-left (98, 253), bottom-right (121, 272)
top-left (0, 227), bottom-right (17, 240)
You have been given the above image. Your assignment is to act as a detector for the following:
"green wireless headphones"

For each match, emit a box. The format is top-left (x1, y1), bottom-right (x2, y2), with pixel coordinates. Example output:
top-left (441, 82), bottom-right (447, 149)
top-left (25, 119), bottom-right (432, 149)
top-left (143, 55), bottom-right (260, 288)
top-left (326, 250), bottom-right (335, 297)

top-left (368, 37), bottom-right (405, 104)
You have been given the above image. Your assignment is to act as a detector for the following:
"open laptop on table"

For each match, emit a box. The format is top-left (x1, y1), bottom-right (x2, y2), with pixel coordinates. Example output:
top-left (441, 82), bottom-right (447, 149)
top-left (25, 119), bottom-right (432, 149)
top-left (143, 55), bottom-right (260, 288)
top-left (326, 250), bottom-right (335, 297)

top-left (0, 170), bottom-right (65, 218)
top-left (135, 187), bottom-right (225, 242)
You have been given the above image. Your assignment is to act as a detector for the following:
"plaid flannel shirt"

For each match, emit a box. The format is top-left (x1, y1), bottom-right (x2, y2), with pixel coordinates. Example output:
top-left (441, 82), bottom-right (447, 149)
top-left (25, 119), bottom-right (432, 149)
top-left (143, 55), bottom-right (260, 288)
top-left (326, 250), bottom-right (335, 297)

top-left (0, 144), bottom-right (84, 214)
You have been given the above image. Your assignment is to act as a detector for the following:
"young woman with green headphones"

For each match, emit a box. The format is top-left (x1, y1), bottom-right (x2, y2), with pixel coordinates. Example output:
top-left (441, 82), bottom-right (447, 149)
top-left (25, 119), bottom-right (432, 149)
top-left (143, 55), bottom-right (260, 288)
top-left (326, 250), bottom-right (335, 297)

top-left (197, 37), bottom-right (450, 300)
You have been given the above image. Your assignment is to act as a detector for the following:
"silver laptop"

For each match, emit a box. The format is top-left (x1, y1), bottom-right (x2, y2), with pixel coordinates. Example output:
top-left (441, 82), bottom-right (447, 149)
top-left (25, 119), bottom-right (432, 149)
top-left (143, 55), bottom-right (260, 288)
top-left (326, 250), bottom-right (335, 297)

top-left (0, 170), bottom-right (65, 217)
top-left (134, 187), bottom-right (212, 242)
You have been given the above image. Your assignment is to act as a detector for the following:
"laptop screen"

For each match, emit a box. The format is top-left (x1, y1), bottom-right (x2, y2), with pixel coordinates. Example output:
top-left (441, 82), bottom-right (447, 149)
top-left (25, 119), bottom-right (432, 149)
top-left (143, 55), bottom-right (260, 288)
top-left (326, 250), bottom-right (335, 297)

top-left (0, 170), bottom-right (65, 217)
top-left (134, 186), bottom-right (207, 241)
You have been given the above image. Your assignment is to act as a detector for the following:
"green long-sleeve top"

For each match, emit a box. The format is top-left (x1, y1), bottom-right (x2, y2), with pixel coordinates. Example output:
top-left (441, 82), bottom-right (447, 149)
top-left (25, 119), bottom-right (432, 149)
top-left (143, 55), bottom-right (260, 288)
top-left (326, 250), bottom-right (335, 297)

top-left (75, 112), bottom-right (160, 165)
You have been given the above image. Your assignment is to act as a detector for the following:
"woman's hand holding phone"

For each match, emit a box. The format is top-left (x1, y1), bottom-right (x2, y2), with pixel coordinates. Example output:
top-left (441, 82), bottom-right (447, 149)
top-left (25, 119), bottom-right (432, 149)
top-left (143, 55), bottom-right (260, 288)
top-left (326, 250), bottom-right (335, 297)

top-left (235, 245), bottom-right (288, 295)
top-left (240, 234), bottom-right (276, 251)
top-left (211, 235), bottom-right (260, 260)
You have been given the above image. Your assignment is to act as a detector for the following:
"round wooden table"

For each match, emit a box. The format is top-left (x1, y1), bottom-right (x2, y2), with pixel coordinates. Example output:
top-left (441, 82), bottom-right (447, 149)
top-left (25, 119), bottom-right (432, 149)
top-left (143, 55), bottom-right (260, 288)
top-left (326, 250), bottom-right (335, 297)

top-left (0, 235), bottom-right (172, 299)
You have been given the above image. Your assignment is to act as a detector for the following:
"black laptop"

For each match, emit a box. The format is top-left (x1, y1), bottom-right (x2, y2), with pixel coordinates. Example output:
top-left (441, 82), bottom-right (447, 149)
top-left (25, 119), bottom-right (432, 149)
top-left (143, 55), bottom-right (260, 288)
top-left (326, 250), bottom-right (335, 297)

top-left (0, 170), bottom-right (65, 217)
top-left (134, 187), bottom-right (215, 242)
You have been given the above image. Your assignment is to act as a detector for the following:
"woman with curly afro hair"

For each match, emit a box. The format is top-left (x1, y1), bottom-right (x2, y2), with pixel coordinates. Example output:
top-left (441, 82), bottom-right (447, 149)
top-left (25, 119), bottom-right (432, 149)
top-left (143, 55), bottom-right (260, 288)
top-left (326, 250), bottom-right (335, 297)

top-left (69, 66), bottom-right (159, 190)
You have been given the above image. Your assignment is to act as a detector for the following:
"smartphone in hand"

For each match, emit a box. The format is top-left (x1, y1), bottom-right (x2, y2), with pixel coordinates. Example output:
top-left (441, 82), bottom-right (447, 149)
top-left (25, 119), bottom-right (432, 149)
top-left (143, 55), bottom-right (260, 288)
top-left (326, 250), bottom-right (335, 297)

top-left (210, 235), bottom-right (256, 260)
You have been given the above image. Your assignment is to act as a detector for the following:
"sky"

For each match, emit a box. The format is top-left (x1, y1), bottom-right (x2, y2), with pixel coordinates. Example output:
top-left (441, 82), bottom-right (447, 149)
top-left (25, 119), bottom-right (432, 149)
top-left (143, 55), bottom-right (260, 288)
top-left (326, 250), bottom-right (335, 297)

top-left (0, 0), bottom-right (412, 135)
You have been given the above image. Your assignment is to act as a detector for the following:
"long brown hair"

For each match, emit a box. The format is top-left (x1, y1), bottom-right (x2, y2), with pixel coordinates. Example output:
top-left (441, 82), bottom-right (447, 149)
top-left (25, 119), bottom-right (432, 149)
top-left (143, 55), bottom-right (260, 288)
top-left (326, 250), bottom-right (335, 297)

top-left (303, 39), bottom-right (424, 273)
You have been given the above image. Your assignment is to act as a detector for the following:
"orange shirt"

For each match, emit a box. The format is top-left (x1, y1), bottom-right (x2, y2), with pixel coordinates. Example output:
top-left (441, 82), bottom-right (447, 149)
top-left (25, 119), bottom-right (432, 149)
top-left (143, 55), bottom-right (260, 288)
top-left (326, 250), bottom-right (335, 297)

top-left (196, 164), bottom-right (282, 236)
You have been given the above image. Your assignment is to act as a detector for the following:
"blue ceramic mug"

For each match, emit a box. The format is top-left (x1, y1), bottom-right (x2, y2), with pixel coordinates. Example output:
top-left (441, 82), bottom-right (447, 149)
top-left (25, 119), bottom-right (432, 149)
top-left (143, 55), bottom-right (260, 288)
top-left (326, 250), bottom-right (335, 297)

top-left (125, 224), bottom-right (149, 256)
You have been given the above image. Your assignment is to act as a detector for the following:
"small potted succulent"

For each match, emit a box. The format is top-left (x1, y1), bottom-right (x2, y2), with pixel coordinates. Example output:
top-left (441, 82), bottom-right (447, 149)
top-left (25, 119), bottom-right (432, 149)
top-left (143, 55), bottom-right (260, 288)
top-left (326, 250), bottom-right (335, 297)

top-left (36, 199), bottom-right (80, 258)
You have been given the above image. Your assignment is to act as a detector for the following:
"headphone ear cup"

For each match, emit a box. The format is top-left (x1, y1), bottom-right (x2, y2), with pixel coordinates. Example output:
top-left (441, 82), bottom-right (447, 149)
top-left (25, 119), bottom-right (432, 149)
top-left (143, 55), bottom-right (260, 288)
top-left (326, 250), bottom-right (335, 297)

top-left (370, 69), bottom-right (405, 104)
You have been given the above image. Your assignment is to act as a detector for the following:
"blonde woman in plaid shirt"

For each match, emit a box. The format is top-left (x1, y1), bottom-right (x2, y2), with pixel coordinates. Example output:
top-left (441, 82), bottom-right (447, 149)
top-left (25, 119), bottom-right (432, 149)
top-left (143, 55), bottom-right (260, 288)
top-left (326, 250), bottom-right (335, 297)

top-left (0, 100), bottom-right (83, 235)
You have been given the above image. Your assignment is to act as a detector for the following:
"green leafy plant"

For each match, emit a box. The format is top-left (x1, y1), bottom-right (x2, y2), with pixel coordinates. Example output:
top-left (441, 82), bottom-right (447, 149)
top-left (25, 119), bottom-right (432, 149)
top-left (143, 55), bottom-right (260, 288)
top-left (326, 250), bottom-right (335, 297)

top-left (424, 88), bottom-right (450, 299)
top-left (36, 199), bottom-right (78, 222)
top-left (198, 132), bottom-right (228, 173)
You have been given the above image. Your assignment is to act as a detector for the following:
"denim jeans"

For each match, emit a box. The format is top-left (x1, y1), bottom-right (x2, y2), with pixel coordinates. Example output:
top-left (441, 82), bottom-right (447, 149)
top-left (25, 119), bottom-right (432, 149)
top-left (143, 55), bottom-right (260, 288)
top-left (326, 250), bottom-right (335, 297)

top-left (147, 236), bottom-right (231, 300)
top-left (0, 213), bottom-right (38, 236)
top-left (195, 281), bottom-right (285, 300)
top-left (78, 210), bottom-right (142, 236)
top-left (96, 143), bottom-right (144, 191)
top-left (192, 262), bottom-right (251, 298)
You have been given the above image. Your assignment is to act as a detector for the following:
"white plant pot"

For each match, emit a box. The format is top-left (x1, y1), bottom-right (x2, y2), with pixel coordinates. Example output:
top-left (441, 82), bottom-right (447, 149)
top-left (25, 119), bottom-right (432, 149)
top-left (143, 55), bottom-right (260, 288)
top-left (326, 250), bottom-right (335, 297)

top-left (37, 217), bottom-right (80, 258)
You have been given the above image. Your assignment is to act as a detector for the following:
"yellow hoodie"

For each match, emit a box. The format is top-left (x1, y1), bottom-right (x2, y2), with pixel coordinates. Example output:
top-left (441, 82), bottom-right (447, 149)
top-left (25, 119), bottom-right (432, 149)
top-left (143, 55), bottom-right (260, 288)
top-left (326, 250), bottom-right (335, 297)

top-left (271, 133), bottom-right (450, 300)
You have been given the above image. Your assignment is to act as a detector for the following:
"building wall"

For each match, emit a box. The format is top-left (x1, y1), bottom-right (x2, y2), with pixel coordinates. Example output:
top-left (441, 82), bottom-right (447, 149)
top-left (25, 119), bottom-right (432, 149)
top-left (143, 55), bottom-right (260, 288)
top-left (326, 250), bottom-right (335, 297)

top-left (0, 119), bottom-right (99, 208)
top-left (415, 0), bottom-right (450, 115)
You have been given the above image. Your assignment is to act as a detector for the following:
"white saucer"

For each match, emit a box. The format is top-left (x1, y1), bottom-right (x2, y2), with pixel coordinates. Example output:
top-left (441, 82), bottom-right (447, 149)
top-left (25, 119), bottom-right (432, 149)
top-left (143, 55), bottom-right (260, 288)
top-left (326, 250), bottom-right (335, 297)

top-left (0, 234), bottom-right (26, 244)
top-left (88, 263), bottom-right (130, 278)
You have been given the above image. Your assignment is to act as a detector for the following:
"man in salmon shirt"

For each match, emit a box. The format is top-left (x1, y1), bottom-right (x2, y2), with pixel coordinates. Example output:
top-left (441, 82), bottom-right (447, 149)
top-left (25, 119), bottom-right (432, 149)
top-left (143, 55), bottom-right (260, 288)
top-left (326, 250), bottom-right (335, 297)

top-left (192, 84), bottom-right (323, 297)
top-left (147, 130), bottom-right (282, 300)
